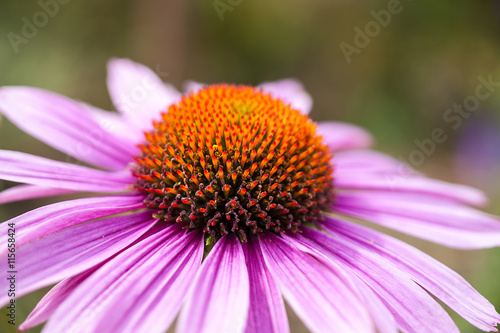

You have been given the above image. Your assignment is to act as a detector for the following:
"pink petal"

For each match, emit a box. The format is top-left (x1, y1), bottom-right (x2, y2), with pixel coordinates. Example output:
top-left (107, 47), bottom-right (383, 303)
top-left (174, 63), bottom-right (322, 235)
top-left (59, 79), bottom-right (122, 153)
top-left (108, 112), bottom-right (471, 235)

top-left (352, 278), bottom-right (399, 333)
top-left (336, 175), bottom-right (487, 207)
top-left (0, 195), bottom-right (145, 255)
top-left (0, 184), bottom-right (73, 205)
top-left (44, 225), bottom-right (203, 333)
top-left (334, 150), bottom-right (487, 207)
top-left (83, 103), bottom-right (144, 143)
top-left (0, 150), bottom-right (134, 192)
top-left (107, 58), bottom-right (181, 131)
top-left (177, 234), bottom-right (249, 333)
top-left (183, 80), bottom-right (204, 94)
top-left (243, 238), bottom-right (289, 333)
top-left (109, 230), bottom-right (203, 333)
top-left (302, 244), bottom-right (398, 333)
top-left (317, 122), bottom-right (373, 152)
top-left (0, 211), bottom-right (156, 305)
top-left (334, 149), bottom-right (422, 176)
top-left (259, 79), bottom-right (313, 115)
top-left (20, 266), bottom-right (100, 330)
top-left (322, 216), bottom-right (500, 332)
top-left (259, 233), bottom-right (373, 333)
top-left (292, 227), bottom-right (459, 333)
top-left (0, 87), bottom-right (137, 170)
top-left (334, 191), bottom-right (500, 249)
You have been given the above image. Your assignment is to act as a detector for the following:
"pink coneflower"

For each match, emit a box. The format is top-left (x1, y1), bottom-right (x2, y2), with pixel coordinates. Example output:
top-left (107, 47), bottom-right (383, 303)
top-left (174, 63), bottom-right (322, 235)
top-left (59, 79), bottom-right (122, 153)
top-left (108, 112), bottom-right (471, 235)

top-left (1, 58), bottom-right (500, 333)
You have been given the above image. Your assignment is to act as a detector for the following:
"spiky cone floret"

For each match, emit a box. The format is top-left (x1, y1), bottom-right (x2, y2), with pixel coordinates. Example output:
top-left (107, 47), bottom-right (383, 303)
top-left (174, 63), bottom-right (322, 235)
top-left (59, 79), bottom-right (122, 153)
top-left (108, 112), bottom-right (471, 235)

top-left (133, 84), bottom-right (334, 242)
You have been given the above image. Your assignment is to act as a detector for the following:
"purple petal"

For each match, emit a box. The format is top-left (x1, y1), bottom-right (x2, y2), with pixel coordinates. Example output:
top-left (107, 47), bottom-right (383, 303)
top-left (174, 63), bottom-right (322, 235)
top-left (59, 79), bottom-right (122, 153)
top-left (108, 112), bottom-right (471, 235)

top-left (291, 227), bottom-right (460, 333)
top-left (20, 266), bottom-right (100, 330)
top-left (177, 234), bottom-right (249, 333)
top-left (183, 80), bottom-right (204, 94)
top-left (321, 216), bottom-right (500, 332)
top-left (0, 195), bottom-right (145, 255)
top-left (108, 230), bottom-right (203, 333)
top-left (0, 184), bottom-right (73, 204)
top-left (335, 150), bottom-right (487, 207)
top-left (259, 233), bottom-right (373, 333)
top-left (335, 175), bottom-right (487, 207)
top-left (334, 149), bottom-right (422, 176)
top-left (259, 79), bottom-right (313, 115)
top-left (317, 122), bottom-right (373, 152)
top-left (0, 87), bottom-right (137, 170)
top-left (295, 245), bottom-right (398, 333)
top-left (107, 58), bottom-right (181, 131)
top-left (243, 238), bottom-right (289, 333)
top-left (83, 103), bottom-right (144, 143)
top-left (44, 225), bottom-right (203, 333)
top-left (0, 211), bottom-right (156, 305)
top-left (334, 191), bottom-right (500, 249)
top-left (0, 150), bottom-right (134, 192)
top-left (352, 278), bottom-right (399, 333)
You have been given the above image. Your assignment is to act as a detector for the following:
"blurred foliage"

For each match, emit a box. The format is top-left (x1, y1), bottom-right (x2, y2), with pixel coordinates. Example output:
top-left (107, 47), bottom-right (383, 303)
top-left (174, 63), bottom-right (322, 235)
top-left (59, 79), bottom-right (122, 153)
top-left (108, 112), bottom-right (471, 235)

top-left (1, 0), bottom-right (500, 332)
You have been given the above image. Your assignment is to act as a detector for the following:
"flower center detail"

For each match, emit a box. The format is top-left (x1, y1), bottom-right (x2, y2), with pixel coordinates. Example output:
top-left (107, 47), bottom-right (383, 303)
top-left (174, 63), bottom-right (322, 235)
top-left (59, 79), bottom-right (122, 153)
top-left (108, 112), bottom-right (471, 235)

top-left (133, 84), bottom-right (333, 241)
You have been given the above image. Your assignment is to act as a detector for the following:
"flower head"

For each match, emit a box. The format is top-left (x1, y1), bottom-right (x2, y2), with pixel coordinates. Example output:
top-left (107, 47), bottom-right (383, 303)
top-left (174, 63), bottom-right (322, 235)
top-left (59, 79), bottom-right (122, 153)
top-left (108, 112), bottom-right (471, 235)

top-left (134, 84), bottom-right (333, 240)
top-left (1, 58), bottom-right (500, 333)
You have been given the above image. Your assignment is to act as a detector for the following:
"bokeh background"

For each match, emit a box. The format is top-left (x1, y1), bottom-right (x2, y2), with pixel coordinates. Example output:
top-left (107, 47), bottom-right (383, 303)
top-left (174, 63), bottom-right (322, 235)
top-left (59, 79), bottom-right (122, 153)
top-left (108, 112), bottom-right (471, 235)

top-left (1, 1), bottom-right (500, 332)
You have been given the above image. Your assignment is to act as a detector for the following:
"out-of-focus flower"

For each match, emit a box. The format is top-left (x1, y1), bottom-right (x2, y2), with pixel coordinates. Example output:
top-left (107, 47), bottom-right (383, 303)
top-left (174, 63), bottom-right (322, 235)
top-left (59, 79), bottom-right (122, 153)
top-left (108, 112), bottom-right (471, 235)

top-left (455, 114), bottom-right (500, 198)
top-left (1, 59), bottom-right (500, 333)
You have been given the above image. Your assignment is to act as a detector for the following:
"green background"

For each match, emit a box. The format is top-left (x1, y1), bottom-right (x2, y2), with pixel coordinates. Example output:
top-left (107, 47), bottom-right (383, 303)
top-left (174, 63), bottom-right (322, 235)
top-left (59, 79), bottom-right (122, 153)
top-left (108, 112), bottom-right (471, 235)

top-left (1, 1), bottom-right (500, 332)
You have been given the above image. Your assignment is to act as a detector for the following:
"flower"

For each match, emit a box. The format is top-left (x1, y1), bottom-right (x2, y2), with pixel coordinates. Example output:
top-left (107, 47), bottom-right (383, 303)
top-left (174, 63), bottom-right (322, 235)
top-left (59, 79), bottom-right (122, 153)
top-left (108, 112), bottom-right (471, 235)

top-left (455, 115), bottom-right (500, 197)
top-left (1, 58), bottom-right (500, 333)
